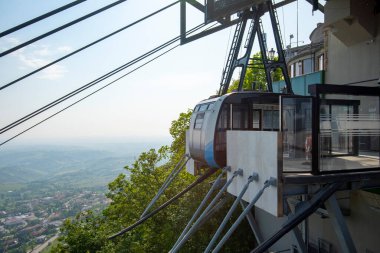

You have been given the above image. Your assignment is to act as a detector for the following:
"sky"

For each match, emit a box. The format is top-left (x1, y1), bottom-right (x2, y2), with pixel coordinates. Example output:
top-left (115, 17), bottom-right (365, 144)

top-left (0, 0), bottom-right (324, 148)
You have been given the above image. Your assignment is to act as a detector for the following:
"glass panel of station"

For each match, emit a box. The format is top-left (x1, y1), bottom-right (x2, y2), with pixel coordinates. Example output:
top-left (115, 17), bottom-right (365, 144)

top-left (319, 94), bottom-right (380, 172)
top-left (281, 97), bottom-right (313, 173)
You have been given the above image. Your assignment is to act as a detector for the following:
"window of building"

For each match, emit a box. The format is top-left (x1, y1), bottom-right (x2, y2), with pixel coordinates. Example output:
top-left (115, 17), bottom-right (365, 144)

top-left (290, 64), bottom-right (295, 78)
top-left (295, 61), bottom-right (303, 76)
top-left (303, 58), bottom-right (313, 74)
top-left (318, 54), bottom-right (324, 71)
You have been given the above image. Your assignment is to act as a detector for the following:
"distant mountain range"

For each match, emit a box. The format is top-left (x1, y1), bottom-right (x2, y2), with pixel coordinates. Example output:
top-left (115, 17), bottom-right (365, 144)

top-left (0, 142), bottom-right (166, 189)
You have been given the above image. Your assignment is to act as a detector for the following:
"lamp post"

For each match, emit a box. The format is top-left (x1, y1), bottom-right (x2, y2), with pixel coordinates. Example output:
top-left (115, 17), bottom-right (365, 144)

top-left (289, 34), bottom-right (294, 48)
top-left (268, 48), bottom-right (275, 60)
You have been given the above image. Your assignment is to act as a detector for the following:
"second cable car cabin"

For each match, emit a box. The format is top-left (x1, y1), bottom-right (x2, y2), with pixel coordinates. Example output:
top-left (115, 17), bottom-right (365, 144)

top-left (187, 91), bottom-right (296, 172)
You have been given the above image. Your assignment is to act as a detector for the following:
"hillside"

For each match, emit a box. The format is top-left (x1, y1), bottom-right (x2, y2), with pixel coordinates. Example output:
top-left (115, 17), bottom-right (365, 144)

top-left (0, 142), bottom-right (165, 190)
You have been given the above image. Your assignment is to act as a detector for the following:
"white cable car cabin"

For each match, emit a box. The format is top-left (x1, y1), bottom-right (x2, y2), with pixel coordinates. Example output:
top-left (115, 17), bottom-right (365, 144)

top-left (187, 91), bottom-right (289, 170)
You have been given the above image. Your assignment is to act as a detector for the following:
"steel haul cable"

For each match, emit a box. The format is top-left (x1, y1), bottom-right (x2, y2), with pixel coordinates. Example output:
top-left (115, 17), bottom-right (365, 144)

top-left (0, 23), bottom-right (206, 136)
top-left (0, 22), bottom-right (219, 146)
top-left (0, 0), bottom-right (128, 57)
top-left (0, 44), bottom-right (179, 147)
top-left (0, 1), bottom-right (180, 91)
top-left (0, 0), bottom-right (87, 37)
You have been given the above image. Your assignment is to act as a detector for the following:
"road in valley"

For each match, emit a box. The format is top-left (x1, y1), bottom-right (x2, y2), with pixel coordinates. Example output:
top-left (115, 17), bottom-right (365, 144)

top-left (29, 235), bottom-right (58, 253)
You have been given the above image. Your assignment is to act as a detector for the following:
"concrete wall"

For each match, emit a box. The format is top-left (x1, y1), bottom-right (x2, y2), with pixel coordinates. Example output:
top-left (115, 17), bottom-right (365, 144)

top-left (254, 207), bottom-right (297, 252)
top-left (325, 2), bottom-right (380, 86)
top-left (308, 191), bottom-right (380, 252)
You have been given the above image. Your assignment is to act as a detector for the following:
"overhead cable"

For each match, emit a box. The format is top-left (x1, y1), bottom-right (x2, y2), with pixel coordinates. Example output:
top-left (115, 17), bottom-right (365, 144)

top-left (0, 0), bottom-right (87, 38)
top-left (0, 23), bottom-right (204, 135)
top-left (0, 44), bottom-right (179, 147)
top-left (0, 24), bottom-right (204, 135)
top-left (0, 40), bottom-right (179, 135)
top-left (0, 1), bottom-right (180, 91)
top-left (108, 168), bottom-right (217, 240)
top-left (0, 0), bottom-right (128, 58)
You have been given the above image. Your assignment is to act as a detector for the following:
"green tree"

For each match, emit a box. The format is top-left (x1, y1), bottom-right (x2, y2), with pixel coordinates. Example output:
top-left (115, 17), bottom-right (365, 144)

top-left (53, 111), bottom-right (255, 253)
top-left (228, 52), bottom-right (283, 92)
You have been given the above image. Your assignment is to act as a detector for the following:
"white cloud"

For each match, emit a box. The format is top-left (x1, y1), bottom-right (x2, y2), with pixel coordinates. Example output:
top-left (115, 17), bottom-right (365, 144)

top-left (18, 53), bottom-right (49, 68)
top-left (32, 45), bottom-right (52, 57)
top-left (4, 37), bottom-right (20, 46)
top-left (3, 38), bottom-right (72, 80)
top-left (0, 37), bottom-right (22, 52)
top-left (38, 64), bottom-right (68, 80)
top-left (18, 51), bottom-right (68, 80)
top-left (57, 46), bottom-right (72, 53)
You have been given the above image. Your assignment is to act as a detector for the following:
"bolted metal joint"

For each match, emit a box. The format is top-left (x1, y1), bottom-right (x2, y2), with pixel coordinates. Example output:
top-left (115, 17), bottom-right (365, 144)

top-left (235, 168), bottom-right (244, 176)
top-left (248, 172), bottom-right (259, 182)
top-left (223, 166), bottom-right (232, 172)
top-left (268, 177), bottom-right (277, 186)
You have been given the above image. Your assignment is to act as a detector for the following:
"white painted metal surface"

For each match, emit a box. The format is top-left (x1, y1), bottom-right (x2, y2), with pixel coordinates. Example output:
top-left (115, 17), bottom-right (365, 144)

top-left (226, 130), bottom-right (282, 216)
top-left (186, 130), bottom-right (196, 175)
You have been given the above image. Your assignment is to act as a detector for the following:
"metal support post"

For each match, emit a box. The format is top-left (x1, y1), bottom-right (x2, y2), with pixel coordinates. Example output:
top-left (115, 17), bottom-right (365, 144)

top-left (266, 0), bottom-right (292, 94)
top-left (191, 195), bottom-right (232, 229)
top-left (325, 194), bottom-right (357, 253)
top-left (240, 200), bottom-right (264, 244)
top-left (171, 167), bottom-right (229, 250)
top-left (237, 6), bottom-right (262, 91)
top-left (180, 0), bottom-right (186, 44)
top-left (256, 22), bottom-right (272, 92)
top-left (212, 177), bottom-right (277, 253)
top-left (205, 172), bottom-right (259, 253)
top-left (219, 15), bottom-right (249, 95)
top-left (170, 168), bottom-right (243, 253)
top-left (285, 199), bottom-right (307, 253)
top-left (140, 155), bottom-right (190, 218)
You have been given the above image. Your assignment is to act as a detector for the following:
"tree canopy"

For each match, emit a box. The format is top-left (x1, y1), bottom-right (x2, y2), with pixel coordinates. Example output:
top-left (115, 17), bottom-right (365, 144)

top-left (228, 52), bottom-right (283, 92)
top-left (52, 110), bottom-right (255, 253)
top-left (51, 51), bottom-right (279, 252)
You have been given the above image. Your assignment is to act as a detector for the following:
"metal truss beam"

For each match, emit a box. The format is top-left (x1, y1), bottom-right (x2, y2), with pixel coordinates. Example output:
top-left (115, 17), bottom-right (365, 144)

top-left (285, 200), bottom-right (307, 253)
top-left (325, 195), bottom-right (357, 253)
top-left (251, 182), bottom-right (342, 253)
top-left (241, 200), bottom-right (264, 244)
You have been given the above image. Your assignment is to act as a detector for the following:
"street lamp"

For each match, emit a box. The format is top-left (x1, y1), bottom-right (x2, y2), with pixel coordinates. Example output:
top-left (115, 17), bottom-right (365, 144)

top-left (289, 34), bottom-right (294, 47)
top-left (268, 48), bottom-right (275, 60)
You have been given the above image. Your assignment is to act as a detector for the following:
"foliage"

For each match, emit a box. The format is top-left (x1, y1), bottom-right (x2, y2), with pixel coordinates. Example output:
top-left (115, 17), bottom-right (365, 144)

top-left (52, 111), bottom-right (255, 252)
top-left (169, 109), bottom-right (192, 157)
top-left (228, 52), bottom-right (283, 92)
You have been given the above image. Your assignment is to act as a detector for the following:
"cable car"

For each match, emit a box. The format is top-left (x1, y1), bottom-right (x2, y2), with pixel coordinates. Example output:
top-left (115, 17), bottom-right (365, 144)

top-left (188, 91), bottom-right (288, 169)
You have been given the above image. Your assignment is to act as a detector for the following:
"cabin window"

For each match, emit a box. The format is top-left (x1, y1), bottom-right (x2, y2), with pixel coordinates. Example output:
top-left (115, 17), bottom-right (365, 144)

top-left (252, 110), bottom-right (261, 129)
top-left (217, 105), bottom-right (229, 130)
top-left (232, 104), bottom-right (249, 129)
top-left (263, 110), bottom-right (279, 130)
top-left (199, 104), bottom-right (209, 112)
top-left (207, 102), bottom-right (215, 110)
top-left (198, 102), bottom-right (215, 112)
top-left (194, 113), bottom-right (204, 129)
